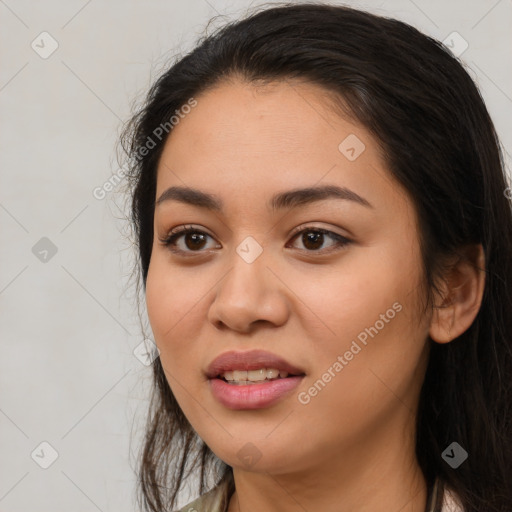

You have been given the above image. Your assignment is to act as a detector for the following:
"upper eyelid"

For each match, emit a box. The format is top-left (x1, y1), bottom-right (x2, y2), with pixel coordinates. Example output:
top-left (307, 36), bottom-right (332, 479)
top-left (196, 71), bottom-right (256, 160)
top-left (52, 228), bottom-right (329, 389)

top-left (289, 223), bottom-right (342, 237)
top-left (165, 223), bottom-right (347, 239)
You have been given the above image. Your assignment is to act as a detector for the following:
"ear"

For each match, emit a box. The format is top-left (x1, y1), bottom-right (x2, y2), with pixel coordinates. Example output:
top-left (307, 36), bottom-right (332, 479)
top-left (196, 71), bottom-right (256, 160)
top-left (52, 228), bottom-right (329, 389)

top-left (429, 244), bottom-right (486, 344)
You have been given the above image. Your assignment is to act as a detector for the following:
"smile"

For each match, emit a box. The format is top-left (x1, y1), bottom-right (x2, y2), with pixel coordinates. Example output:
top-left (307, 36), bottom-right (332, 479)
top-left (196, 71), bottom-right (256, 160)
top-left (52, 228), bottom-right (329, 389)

top-left (221, 368), bottom-right (291, 384)
top-left (206, 350), bottom-right (306, 409)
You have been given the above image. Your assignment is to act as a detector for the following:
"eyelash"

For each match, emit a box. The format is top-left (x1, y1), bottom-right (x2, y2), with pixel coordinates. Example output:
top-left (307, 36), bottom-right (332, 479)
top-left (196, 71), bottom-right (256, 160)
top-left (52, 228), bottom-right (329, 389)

top-left (158, 224), bottom-right (352, 257)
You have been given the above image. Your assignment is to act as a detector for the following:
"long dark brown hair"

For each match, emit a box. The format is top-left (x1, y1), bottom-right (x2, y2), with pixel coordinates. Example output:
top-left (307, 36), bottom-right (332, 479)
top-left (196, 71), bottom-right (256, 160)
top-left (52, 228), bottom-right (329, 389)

top-left (119, 3), bottom-right (512, 511)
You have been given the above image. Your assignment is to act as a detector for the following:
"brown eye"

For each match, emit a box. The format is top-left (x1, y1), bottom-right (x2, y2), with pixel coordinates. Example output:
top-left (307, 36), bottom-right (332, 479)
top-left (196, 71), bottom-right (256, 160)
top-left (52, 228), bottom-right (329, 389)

top-left (299, 230), bottom-right (325, 250)
top-left (182, 232), bottom-right (208, 250)
top-left (159, 226), bottom-right (218, 255)
top-left (288, 227), bottom-right (351, 253)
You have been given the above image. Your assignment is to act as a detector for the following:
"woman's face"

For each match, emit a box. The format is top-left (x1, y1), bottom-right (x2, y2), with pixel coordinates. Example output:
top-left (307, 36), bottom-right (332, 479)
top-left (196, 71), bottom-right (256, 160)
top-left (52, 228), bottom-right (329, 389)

top-left (145, 79), bottom-right (432, 474)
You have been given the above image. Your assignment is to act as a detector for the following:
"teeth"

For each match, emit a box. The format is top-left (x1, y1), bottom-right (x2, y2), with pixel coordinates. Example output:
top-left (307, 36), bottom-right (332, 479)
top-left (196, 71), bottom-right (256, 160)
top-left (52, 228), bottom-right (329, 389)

top-left (222, 368), bottom-right (288, 383)
top-left (247, 369), bottom-right (267, 381)
top-left (267, 368), bottom-right (279, 379)
top-left (232, 370), bottom-right (248, 381)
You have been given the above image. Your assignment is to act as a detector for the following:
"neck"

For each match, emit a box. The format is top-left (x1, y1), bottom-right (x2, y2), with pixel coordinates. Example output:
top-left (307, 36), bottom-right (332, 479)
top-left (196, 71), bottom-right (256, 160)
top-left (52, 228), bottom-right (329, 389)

top-left (227, 414), bottom-right (428, 512)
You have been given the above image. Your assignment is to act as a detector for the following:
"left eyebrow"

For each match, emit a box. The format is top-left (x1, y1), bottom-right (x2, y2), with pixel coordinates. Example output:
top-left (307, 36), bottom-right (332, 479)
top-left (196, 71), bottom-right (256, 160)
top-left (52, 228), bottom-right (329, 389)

top-left (154, 184), bottom-right (374, 211)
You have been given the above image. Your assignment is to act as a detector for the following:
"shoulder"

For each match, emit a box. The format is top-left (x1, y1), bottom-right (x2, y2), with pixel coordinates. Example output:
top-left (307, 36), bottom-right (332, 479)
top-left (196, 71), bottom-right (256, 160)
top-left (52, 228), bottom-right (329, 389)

top-left (173, 480), bottom-right (230, 512)
top-left (174, 477), bottom-right (465, 512)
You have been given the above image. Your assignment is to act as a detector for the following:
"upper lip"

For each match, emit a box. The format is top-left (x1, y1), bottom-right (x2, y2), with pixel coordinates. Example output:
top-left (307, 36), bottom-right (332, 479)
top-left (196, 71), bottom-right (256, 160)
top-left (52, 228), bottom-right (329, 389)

top-left (205, 349), bottom-right (306, 379)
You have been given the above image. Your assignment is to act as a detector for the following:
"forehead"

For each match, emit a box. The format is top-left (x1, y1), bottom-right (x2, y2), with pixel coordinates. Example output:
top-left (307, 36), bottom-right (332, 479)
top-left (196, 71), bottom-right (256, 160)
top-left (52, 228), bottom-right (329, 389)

top-left (165, 78), bottom-right (356, 151)
top-left (154, 79), bottom-right (408, 218)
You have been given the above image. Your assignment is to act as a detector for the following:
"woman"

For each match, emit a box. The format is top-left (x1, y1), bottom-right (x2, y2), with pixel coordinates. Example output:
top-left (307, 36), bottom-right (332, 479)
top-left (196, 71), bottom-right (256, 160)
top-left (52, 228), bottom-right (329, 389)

top-left (120, 3), bottom-right (512, 511)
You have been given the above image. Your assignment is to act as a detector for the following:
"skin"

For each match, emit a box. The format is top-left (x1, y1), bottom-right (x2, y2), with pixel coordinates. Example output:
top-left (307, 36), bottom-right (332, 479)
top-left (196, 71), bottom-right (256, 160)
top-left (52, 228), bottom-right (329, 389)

top-left (145, 78), bottom-right (485, 512)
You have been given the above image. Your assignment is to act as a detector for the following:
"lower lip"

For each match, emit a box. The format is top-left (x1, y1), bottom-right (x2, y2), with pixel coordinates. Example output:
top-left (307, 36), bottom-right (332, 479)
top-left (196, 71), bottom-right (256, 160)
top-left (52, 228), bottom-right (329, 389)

top-left (209, 376), bottom-right (304, 410)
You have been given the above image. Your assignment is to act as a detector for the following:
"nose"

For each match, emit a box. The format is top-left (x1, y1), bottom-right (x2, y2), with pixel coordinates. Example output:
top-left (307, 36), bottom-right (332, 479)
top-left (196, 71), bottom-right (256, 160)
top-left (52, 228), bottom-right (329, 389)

top-left (207, 250), bottom-right (290, 333)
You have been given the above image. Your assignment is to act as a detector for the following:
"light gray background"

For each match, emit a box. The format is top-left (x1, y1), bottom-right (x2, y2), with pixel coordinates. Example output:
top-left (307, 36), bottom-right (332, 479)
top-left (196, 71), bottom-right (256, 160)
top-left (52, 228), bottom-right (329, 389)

top-left (1, 0), bottom-right (511, 511)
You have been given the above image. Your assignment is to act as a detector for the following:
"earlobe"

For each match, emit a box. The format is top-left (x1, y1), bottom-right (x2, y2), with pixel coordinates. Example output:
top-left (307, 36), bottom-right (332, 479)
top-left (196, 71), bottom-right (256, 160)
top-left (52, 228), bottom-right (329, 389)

top-left (429, 244), bottom-right (486, 344)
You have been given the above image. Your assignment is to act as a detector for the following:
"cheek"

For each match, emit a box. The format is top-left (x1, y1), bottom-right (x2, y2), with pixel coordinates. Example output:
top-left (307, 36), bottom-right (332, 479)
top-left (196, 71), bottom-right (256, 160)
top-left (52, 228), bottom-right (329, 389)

top-left (303, 251), bottom-right (419, 350)
top-left (145, 256), bottom-right (194, 373)
top-left (145, 258), bottom-right (204, 409)
top-left (145, 254), bottom-right (211, 382)
top-left (145, 258), bottom-right (171, 339)
top-left (301, 244), bottom-right (426, 389)
top-left (145, 254), bottom-right (197, 341)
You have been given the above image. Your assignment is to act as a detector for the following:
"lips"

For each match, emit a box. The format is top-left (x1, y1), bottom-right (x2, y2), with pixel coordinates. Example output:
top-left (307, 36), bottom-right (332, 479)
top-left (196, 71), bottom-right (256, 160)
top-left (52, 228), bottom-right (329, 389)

top-left (206, 350), bottom-right (306, 410)
top-left (205, 349), bottom-right (306, 379)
